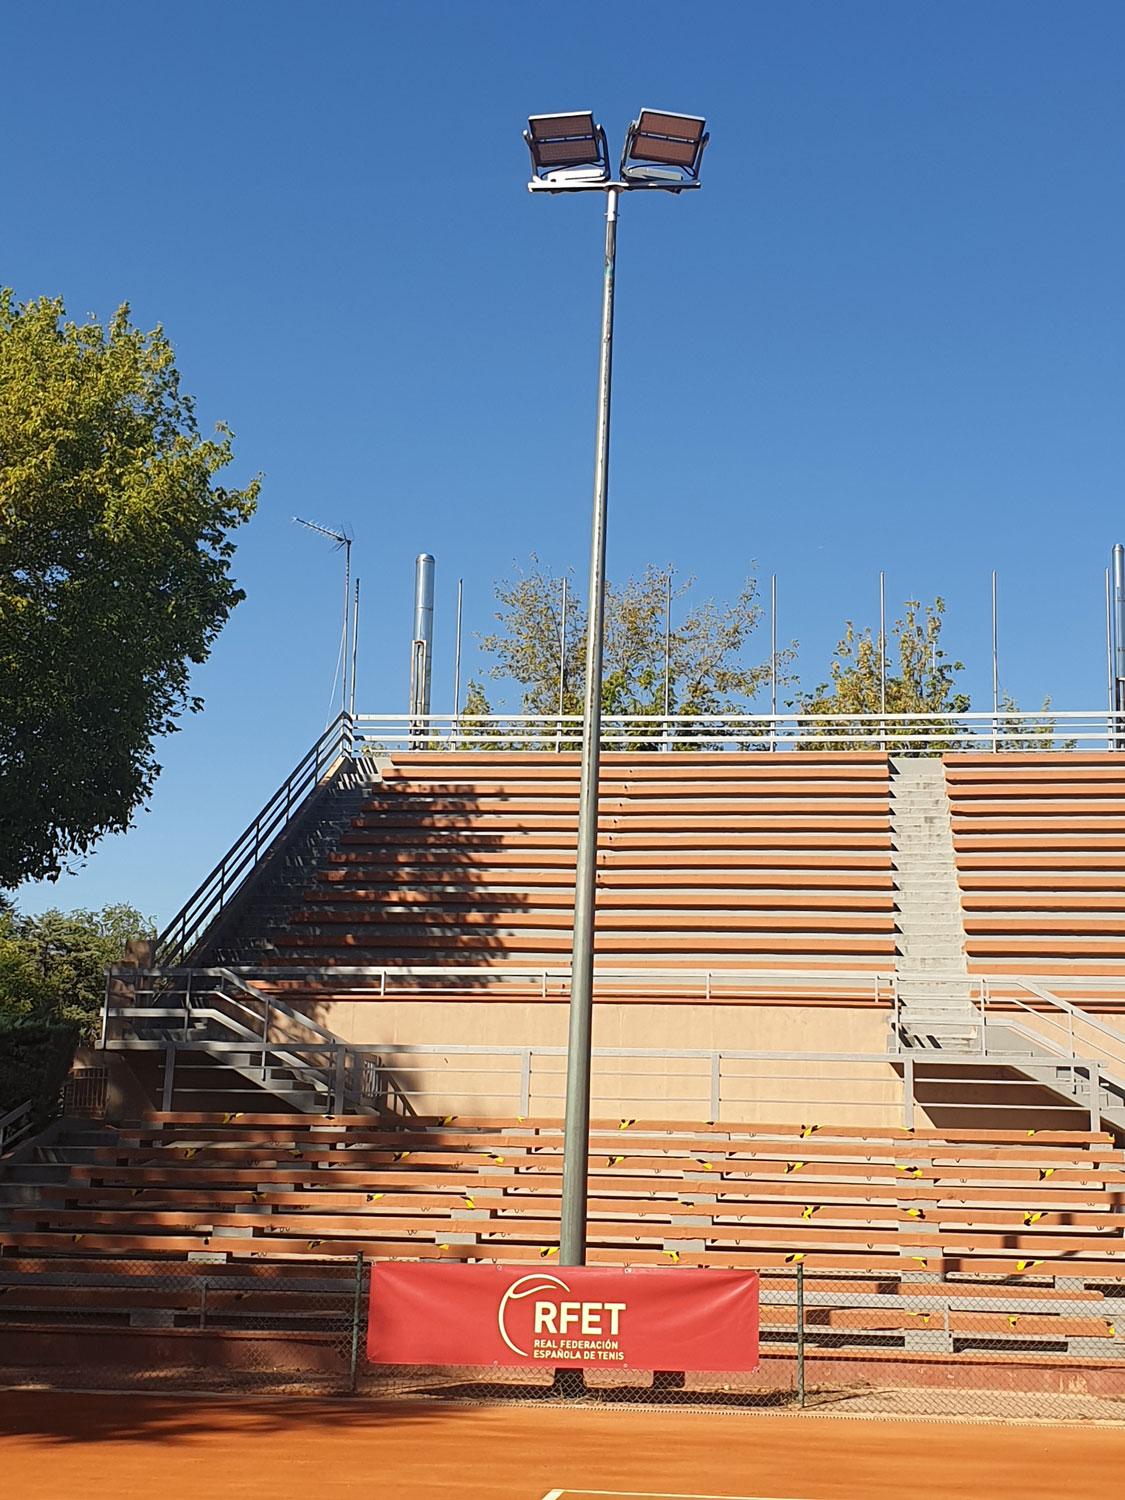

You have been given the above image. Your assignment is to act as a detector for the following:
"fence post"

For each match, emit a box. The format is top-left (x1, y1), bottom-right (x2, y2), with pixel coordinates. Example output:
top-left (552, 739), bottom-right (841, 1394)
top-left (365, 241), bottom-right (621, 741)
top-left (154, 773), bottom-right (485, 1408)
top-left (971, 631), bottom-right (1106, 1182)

top-left (709, 1053), bottom-right (721, 1123)
top-left (349, 1253), bottom-right (364, 1394)
top-left (796, 1261), bottom-right (806, 1409)
top-left (902, 1055), bottom-right (915, 1130)
top-left (200, 1278), bottom-right (208, 1330)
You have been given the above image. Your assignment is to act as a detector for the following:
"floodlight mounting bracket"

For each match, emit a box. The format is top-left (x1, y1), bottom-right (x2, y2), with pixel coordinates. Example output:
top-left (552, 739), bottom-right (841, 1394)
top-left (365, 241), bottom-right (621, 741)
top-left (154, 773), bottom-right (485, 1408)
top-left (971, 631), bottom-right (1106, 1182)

top-left (527, 179), bottom-right (701, 194)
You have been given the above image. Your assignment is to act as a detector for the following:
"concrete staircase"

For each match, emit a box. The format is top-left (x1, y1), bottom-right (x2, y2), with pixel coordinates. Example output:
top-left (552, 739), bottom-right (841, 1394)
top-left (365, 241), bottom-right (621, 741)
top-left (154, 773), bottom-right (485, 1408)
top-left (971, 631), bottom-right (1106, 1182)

top-left (890, 756), bottom-right (978, 1048)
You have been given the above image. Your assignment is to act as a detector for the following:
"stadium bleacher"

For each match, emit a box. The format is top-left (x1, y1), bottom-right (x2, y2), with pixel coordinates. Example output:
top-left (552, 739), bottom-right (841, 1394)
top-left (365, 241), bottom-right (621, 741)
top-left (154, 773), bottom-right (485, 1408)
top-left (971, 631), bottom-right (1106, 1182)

top-left (5, 743), bottom-right (1125, 1385)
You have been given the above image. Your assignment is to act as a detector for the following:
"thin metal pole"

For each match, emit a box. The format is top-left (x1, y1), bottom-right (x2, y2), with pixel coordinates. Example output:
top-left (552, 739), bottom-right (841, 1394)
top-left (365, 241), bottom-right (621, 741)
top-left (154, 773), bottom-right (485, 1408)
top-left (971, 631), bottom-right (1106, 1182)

top-left (1114, 544), bottom-right (1125, 748)
top-left (453, 578), bottom-right (463, 718)
top-left (1110, 564), bottom-right (1122, 747)
top-left (558, 576), bottom-right (568, 716)
top-left (663, 567), bottom-right (673, 718)
top-left (349, 1252), bottom-right (364, 1394)
top-left (878, 571), bottom-right (886, 752)
top-left (878, 572), bottom-right (886, 716)
top-left (348, 578), bottom-right (360, 720)
top-left (560, 185), bottom-right (620, 1268)
top-left (662, 567), bottom-right (673, 752)
top-left (341, 539), bottom-right (352, 722)
top-left (557, 576), bottom-right (568, 754)
top-left (796, 1260), bottom-right (806, 1408)
top-left (991, 570), bottom-right (999, 750)
top-left (770, 573), bottom-right (777, 750)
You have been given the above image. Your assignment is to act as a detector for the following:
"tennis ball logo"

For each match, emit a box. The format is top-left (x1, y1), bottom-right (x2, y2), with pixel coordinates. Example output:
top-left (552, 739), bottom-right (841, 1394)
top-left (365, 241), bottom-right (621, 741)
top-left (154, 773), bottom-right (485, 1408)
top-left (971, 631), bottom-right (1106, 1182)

top-left (497, 1273), bottom-right (628, 1356)
top-left (497, 1273), bottom-right (570, 1357)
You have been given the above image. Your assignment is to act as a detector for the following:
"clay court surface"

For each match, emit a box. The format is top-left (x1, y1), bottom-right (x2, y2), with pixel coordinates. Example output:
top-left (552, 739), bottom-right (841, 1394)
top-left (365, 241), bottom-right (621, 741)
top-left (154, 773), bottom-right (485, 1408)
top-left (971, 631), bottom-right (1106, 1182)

top-left (3, 1393), bottom-right (1125, 1500)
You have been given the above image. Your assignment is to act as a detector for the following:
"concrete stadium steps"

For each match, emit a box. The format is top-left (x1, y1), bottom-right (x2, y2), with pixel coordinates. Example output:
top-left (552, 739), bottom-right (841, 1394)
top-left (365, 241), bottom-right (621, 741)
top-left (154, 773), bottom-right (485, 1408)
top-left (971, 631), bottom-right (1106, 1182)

top-left (261, 752), bottom-right (895, 972)
top-left (945, 753), bottom-right (1125, 976)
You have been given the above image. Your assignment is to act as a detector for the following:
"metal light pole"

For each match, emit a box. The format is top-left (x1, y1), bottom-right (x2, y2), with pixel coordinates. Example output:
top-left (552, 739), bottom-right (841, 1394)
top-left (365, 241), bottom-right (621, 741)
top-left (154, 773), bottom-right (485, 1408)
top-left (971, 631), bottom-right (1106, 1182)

top-left (559, 182), bottom-right (619, 1265)
top-left (525, 108), bottom-right (709, 1267)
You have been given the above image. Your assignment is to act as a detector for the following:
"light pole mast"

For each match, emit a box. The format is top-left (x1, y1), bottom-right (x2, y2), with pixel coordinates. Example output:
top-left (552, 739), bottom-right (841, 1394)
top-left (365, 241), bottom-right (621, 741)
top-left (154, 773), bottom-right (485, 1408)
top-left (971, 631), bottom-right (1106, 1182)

top-left (525, 109), bottom-right (709, 1268)
top-left (559, 183), bottom-right (619, 1264)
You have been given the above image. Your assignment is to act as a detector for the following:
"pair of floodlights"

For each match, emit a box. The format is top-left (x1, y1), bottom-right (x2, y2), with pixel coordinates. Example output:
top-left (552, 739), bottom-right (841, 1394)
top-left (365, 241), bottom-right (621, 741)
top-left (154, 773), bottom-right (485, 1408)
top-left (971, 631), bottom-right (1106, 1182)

top-left (524, 108), bottom-right (708, 192)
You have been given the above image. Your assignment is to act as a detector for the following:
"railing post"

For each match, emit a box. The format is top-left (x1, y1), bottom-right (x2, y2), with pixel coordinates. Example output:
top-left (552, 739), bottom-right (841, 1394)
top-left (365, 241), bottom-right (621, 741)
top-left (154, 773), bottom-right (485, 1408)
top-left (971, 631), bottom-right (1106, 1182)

top-left (334, 1046), bottom-right (347, 1114)
top-left (520, 1050), bottom-right (532, 1117)
top-left (162, 1042), bottom-right (176, 1112)
top-left (710, 1052), bottom-right (721, 1123)
top-left (1088, 1061), bottom-right (1101, 1132)
top-left (902, 1055), bottom-right (915, 1129)
top-left (349, 1252), bottom-right (364, 1394)
top-left (183, 970), bottom-right (192, 1043)
top-left (261, 1001), bottom-right (270, 1081)
top-left (795, 1261), bottom-right (806, 1409)
top-left (100, 973), bottom-right (110, 1050)
top-left (979, 979), bottom-right (987, 1055)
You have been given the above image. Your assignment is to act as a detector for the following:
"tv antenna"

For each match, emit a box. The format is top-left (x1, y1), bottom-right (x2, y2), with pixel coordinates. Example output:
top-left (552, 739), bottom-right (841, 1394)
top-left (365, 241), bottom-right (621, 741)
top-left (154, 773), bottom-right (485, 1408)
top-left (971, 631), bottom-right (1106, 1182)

top-left (293, 517), bottom-right (355, 722)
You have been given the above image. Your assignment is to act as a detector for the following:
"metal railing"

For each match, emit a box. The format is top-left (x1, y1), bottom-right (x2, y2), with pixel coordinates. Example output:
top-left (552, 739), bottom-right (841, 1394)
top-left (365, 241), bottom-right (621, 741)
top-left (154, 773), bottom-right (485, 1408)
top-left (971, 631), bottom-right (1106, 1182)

top-left (155, 713), bottom-right (355, 967)
top-left (890, 971), bottom-right (1125, 1126)
top-left (353, 708), bottom-right (1125, 753)
top-left (0, 1099), bottom-right (35, 1156)
top-left (103, 967), bottom-right (414, 1118)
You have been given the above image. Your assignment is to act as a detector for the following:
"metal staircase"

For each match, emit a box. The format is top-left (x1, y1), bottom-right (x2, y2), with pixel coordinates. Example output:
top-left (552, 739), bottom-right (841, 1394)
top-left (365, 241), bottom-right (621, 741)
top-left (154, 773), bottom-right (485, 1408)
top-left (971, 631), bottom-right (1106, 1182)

top-left (103, 968), bottom-right (414, 1118)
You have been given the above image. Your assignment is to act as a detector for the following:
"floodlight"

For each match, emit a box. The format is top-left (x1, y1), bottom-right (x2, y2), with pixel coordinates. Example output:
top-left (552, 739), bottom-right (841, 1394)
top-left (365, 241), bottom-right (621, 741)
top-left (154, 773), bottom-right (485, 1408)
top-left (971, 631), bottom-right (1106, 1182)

top-left (620, 108), bottom-right (708, 187)
top-left (525, 111), bottom-right (610, 187)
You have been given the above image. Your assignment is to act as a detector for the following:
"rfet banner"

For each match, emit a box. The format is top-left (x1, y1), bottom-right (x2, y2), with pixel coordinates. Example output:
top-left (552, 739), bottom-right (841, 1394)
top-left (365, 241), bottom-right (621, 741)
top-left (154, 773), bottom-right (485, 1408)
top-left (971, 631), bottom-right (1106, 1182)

top-left (367, 1263), bottom-right (759, 1371)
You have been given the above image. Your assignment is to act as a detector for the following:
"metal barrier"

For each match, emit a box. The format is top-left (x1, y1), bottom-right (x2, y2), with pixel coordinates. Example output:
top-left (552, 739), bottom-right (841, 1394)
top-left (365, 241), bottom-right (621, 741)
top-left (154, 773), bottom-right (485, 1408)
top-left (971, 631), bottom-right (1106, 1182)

top-left (354, 708), bottom-right (1125, 753)
top-left (0, 1255), bottom-right (366, 1395)
top-left (0, 1100), bottom-right (34, 1157)
top-left (103, 967), bottom-right (415, 1118)
top-left (155, 712), bottom-right (356, 968)
top-left (102, 965), bottom-right (1125, 1128)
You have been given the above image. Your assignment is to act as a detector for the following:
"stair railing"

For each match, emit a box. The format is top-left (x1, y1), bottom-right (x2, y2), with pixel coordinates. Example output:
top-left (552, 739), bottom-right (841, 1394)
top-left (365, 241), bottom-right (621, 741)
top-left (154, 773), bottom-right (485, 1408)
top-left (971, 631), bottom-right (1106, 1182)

top-left (104, 966), bottom-right (415, 1118)
top-left (0, 1099), bottom-right (34, 1156)
top-left (155, 712), bottom-right (356, 968)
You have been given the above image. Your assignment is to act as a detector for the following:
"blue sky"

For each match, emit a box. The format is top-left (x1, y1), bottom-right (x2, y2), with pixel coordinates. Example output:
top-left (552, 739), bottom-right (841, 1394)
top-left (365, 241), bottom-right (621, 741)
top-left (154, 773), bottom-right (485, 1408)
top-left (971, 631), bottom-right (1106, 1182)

top-left (7, 0), bottom-right (1125, 924)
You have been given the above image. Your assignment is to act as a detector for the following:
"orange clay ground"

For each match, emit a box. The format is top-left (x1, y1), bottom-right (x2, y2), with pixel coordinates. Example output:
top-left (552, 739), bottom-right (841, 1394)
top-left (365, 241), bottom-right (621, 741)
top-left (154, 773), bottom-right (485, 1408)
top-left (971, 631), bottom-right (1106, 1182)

top-left (3, 1391), bottom-right (1125, 1500)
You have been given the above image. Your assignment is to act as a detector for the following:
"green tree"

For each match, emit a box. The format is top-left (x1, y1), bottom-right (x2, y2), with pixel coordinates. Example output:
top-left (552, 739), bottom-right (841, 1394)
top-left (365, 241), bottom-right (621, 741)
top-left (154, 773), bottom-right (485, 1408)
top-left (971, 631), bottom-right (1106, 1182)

top-left (800, 598), bottom-right (968, 751)
top-left (0, 900), bottom-right (153, 1033)
top-left (0, 291), bottom-right (259, 887)
top-left (476, 560), bottom-right (790, 744)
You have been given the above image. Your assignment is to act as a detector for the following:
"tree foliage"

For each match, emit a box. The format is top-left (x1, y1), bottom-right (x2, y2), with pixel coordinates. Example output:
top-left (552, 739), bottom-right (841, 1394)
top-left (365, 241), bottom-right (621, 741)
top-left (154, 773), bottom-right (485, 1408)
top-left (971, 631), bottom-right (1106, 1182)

top-left (475, 560), bottom-right (790, 726)
top-left (0, 898), bottom-right (153, 1034)
top-left (800, 598), bottom-right (968, 750)
top-left (0, 291), bottom-right (259, 887)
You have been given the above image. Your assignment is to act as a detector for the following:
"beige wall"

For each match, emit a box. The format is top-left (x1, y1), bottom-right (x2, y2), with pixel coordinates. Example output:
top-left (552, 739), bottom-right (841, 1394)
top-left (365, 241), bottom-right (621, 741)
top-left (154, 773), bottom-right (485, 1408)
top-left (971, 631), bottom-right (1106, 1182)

top-left (301, 999), bottom-right (908, 1125)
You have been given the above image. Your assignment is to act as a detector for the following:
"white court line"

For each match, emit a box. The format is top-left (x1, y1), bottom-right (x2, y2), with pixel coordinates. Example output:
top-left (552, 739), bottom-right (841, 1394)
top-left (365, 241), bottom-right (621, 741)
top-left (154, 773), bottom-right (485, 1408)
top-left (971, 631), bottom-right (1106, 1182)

top-left (540, 1490), bottom-right (809, 1499)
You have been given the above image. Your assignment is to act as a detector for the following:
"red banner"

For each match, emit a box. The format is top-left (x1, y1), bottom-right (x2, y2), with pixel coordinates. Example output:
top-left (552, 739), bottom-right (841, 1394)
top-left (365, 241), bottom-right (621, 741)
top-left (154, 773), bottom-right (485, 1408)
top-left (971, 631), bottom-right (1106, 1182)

top-left (367, 1263), bottom-right (759, 1371)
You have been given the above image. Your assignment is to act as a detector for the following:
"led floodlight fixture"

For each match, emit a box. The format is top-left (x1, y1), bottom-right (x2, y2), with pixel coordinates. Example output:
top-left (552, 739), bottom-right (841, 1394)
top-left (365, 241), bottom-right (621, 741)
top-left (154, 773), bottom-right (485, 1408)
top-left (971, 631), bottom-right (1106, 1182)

top-left (525, 111), bottom-right (610, 187)
top-left (621, 108), bottom-right (708, 187)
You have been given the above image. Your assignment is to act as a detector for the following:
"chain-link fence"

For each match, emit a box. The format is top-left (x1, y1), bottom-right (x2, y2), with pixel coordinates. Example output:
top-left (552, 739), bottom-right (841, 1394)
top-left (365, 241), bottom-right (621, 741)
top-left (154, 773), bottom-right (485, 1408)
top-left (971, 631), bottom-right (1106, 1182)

top-left (0, 1256), bottom-right (364, 1394)
top-left (357, 1265), bottom-right (1125, 1422)
top-left (3, 1257), bottom-right (1125, 1421)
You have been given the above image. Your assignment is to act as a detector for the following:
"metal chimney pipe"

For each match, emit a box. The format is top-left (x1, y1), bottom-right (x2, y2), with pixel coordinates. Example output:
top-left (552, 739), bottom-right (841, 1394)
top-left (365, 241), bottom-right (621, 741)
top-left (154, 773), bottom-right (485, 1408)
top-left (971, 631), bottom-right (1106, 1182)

top-left (409, 553), bottom-right (435, 720)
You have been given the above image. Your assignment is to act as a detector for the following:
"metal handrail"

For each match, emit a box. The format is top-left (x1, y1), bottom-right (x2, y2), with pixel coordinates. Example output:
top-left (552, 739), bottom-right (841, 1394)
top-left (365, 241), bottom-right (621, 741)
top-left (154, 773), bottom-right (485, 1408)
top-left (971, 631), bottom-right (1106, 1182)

top-left (353, 708), bottom-right (1125, 752)
top-left (0, 1099), bottom-right (35, 1156)
top-left (155, 713), bottom-right (355, 967)
top-left (115, 964), bottom-right (898, 1006)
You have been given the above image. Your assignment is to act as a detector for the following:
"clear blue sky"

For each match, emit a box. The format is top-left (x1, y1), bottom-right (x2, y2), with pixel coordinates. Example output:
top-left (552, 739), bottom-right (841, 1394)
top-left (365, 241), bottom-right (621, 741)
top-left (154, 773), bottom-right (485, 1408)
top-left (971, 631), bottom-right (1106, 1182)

top-left (7, 0), bottom-right (1124, 924)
